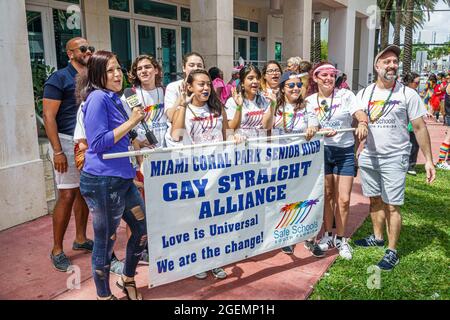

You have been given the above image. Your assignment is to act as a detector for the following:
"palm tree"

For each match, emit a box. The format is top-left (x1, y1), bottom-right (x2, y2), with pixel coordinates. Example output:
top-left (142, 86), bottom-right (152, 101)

top-left (393, 0), bottom-right (403, 46)
top-left (402, 0), bottom-right (414, 75)
top-left (379, 0), bottom-right (394, 49)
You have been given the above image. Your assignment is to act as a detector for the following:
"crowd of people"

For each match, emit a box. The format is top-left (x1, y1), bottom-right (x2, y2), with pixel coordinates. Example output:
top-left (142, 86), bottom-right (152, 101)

top-left (43, 38), bottom-right (443, 300)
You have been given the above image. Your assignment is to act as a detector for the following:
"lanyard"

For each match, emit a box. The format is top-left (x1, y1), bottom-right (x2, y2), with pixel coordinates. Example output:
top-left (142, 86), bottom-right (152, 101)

top-left (316, 90), bottom-right (335, 122)
top-left (367, 81), bottom-right (396, 123)
top-left (105, 91), bottom-right (137, 141)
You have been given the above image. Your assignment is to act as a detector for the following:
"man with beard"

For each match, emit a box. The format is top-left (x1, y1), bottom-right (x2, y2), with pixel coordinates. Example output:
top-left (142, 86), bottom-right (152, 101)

top-left (43, 37), bottom-right (94, 271)
top-left (354, 45), bottom-right (435, 271)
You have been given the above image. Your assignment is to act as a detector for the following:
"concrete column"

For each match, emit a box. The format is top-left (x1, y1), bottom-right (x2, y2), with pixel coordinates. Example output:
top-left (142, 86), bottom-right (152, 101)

top-left (0, 0), bottom-right (47, 230)
top-left (282, 0), bottom-right (312, 61)
top-left (190, 0), bottom-right (233, 82)
top-left (328, 6), bottom-right (356, 89)
top-left (82, 0), bottom-right (111, 51)
top-left (359, 17), bottom-right (376, 87)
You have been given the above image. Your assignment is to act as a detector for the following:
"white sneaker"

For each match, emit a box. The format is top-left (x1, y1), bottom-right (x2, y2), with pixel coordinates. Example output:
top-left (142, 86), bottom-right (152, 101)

top-left (318, 233), bottom-right (334, 251)
top-left (436, 162), bottom-right (450, 170)
top-left (335, 237), bottom-right (353, 260)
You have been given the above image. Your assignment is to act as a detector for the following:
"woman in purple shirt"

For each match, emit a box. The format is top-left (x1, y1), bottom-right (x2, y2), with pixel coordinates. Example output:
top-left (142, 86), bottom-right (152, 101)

top-left (78, 51), bottom-right (146, 300)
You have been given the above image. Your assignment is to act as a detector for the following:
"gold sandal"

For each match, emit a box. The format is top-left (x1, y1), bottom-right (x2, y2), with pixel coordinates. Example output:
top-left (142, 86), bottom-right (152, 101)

top-left (116, 279), bottom-right (141, 300)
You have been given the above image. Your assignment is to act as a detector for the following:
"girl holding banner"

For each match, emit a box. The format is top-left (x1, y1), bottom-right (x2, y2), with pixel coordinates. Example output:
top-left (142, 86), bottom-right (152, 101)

top-left (305, 62), bottom-right (368, 260)
top-left (273, 70), bottom-right (325, 257)
top-left (225, 64), bottom-right (277, 138)
top-left (78, 51), bottom-right (147, 300)
top-left (170, 69), bottom-right (238, 279)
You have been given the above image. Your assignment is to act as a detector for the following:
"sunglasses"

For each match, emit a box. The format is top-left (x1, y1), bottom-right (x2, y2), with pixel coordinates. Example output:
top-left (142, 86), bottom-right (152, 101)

top-left (285, 82), bottom-right (303, 89)
top-left (71, 45), bottom-right (95, 53)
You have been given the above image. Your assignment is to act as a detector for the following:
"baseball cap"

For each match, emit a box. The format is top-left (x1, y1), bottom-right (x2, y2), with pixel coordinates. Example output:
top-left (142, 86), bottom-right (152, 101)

top-left (279, 71), bottom-right (309, 87)
top-left (374, 45), bottom-right (401, 66)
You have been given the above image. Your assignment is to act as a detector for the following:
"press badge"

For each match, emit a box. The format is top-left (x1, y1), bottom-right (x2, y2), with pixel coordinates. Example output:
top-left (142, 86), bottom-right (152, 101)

top-left (128, 145), bottom-right (138, 168)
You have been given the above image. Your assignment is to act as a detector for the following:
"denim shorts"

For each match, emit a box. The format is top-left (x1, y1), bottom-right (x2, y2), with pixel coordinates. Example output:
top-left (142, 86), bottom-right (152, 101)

top-left (444, 115), bottom-right (450, 126)
top-left (324, 144), bottom-right (355, 176)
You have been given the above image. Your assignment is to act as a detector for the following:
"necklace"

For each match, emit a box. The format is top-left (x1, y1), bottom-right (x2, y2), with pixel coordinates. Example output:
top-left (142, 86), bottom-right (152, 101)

top-left (316, 89), bottom-right (335, 122)
top-left (367, 81), bottom-right (396, 123)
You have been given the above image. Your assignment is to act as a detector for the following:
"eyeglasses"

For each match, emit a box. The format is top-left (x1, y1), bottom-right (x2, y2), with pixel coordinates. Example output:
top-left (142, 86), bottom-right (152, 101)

top-left (70, 45), bottom-right (95, 53)
top-left (285, 82), bottom-right (303, 89)
top-left (266, 69), bottom-right (281, 75)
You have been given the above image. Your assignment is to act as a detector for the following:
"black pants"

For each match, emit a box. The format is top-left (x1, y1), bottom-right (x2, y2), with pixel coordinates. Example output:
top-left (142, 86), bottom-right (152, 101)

top-left (409, 131), bottom-right (419, 170)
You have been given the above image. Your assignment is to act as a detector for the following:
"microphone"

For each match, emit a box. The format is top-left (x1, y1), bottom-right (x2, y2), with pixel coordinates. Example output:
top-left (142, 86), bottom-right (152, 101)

top-left (123, 87), bottom-right (159, 146)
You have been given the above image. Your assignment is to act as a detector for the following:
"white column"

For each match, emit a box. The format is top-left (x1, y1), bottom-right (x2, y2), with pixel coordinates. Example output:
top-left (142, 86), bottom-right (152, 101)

top-left (328, 7), bottom-right (356, 88)
top-left (359, 17), bottom-right (376, 87)
top-left (83, 0), bottom-right (111, 51)
top-left (190, 0), bottom-right (234, 82)
top-left (283, 0), bottom-right (312, 61)
top-left (0, 0), bottom-right (47, 230)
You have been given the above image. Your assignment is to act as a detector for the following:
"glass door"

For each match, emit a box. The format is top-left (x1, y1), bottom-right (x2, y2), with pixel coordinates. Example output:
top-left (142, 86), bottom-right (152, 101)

top-left (135, 21), bottom-right (157, 57)
top-left (159, 26), bottom-right (177, 85)
top-left (234, 36), bottom-right (249, 62)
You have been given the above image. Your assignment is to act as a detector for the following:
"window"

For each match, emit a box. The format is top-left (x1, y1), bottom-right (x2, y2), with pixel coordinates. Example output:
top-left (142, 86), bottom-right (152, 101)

top-left (275, 42), bottom-right (282, 62)
top-left (181, 27), bottom-right (191, 56)
top-left (137, 25), bottom-right (156, 57)
top-left (134, 0), bottom-right (177, 20)
top-left (109, 0), bottom-right (129, 12)
top-left (53, 9), bottom-right (82, 69)
top-left (110, 17), bottom-right (132, 70)
top-left (27, 11), bottom-right (45, 64)
top-left (234, 18), bottom-right (248, 31)
top-left (181, 7), bottom-right (190, 22)
top-left (55, 0), bottom-right (79, 4)
top-left (250, 21), bottom-right (258, 33)
top-left (250, 37), bottom-right (258, 61)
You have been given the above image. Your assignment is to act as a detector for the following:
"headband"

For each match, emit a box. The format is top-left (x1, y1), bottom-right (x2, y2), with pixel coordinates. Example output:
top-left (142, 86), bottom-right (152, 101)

top-left (314, 64), bottom-right (338, 75)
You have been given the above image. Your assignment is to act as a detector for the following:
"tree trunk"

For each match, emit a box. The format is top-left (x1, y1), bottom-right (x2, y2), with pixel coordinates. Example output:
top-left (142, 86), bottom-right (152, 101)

top-left (403, 0), bottom-right (414, 75)
top-left (380, 0), bottom-right (394, 49)
top-left (314, 14), bottom-right (321, 63)
top-left (393, 0), bottom-right (402, 46)
top-left (310, 19), bottom-right (315, 63)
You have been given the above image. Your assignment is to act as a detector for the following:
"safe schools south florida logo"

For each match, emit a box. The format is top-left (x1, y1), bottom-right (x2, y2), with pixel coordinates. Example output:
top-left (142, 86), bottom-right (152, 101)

top-left (273, 199), bottom-right (320, 245)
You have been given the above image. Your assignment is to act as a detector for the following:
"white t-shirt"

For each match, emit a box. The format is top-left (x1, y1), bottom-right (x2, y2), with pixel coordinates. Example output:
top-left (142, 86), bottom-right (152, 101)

top-left (121, 87), bottom-right (167, 148)
top-left (225, 94), bottom-right (270, 138)
top-left (73, 103), bottom-right (85, 143)
top-left (273, 102), bottom-right (319, 136)
top-left (356, 81), bottom-right (427, 157)
top-left (306, 88), bottom-right (361, 147)
top-left (181, 104), bottom-right (224, 145)
top-left (164, 79), bottom-right (184, 114)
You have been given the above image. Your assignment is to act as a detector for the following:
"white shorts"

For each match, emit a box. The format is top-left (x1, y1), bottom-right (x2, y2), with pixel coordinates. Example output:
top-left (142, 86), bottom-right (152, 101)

top-left (49, 134), bottom-right (80, 189)
top-left (358, 153), bottom-right (409, 206)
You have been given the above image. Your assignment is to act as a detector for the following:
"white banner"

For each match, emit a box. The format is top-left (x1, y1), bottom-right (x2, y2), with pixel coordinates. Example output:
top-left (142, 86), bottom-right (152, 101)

top-left (143, 136), bottom-right (324, 287)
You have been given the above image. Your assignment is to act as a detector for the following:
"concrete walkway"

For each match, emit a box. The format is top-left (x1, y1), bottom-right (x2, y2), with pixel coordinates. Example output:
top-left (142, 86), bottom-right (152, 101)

top-left (0, 119), bottom-right (446, 300)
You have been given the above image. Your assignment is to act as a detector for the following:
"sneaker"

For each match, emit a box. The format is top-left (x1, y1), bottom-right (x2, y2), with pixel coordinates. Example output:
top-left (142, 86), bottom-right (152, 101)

top-left (211, 267), bottom-right (227, 279)
top-left (72, 239), bottom-right (94, 252)
top-left (334, 237), bottom-right (353, 260)
top-left (354, 234), bottom-right (385, 247)
top-left (407, 169), bottom-right (417, 176)
top-left (281, 245), bottom-right (294, 255)
top-left (436, 162), bottom-right (450, 170)
top-left (110, 257), bottom-right (124, 276)
top-left (318, 233), bottom-right (334, 251)
top-left (138, 249), bottom-right (149, 265)
top-left (304, 240), bottom-right (325, 258)
top-left (194, 271), bottom-right (208, 280)
top-left (377, 249), bottom-right (399, 271)
top-left (50, 252), bottom-right (72, 272)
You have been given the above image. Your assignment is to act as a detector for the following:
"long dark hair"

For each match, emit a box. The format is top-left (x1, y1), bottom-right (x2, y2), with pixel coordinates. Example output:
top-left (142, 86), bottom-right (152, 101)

top-left (261, 60), bottom-right (282, 91)
top-left (186, 69), bottom-right (223, 116)
top-left (277, 72), bottom-right (305, 114)
top-left (238, 64), bottom-right (265, 107)
top-left (402, 72), bottom-right (420, 86)
top-left (128, 55), bottom-right (163, 88)
top-left (76, 50), bottom-right (120, 103)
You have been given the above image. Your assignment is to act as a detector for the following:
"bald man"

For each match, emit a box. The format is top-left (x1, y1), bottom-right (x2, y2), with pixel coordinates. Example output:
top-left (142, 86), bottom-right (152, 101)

top-left (43, 37), bottom-right (94, 272)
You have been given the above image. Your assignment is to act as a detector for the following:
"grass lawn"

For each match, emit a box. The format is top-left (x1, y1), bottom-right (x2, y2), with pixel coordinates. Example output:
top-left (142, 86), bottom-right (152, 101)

top-left (309, 165), bottom-right (450, 300)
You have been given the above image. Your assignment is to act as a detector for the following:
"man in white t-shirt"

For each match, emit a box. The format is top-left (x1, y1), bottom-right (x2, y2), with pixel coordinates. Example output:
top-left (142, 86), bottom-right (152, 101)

top-left (354, 45), bottom-right (436, 271)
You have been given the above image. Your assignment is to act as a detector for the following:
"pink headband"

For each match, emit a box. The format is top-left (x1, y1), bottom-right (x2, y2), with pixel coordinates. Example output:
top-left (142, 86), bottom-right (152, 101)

top-left (314, 64), bottom-right (338, 75)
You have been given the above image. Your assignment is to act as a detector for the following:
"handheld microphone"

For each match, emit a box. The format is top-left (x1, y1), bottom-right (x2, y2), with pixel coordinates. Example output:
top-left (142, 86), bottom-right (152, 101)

top-left (123, 87), bottom-right (159, 146)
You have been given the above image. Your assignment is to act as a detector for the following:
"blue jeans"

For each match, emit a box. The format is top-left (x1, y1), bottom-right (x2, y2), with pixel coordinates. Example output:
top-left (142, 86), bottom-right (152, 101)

top-left (80, 171), bottom-right (147, 298)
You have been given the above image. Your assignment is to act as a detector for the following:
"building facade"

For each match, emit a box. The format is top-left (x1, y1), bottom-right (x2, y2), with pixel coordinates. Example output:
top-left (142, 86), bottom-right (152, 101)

top-left (0, 0), bottom-right (376, 230)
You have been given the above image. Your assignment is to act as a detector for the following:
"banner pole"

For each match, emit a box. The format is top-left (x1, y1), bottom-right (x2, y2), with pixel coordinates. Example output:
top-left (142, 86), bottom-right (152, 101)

top-left (102, 128), bottom-right (356, 160)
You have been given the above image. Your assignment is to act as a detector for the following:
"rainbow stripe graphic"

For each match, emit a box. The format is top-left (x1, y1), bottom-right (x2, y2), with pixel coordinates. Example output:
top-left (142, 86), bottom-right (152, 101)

top-left (275, 199), bottom-right (319, 229)
top-left (143, 103), bottom-right (165, 123)
top-left (315, 104), bottom-right (339, 122)
top-left (368, 100), bottom-right (400, 122)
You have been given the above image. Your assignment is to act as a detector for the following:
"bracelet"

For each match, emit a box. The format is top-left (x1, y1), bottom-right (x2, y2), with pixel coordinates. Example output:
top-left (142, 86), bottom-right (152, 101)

top-left (358, 121), bottom-right (368, 126)
top-left (54, 150), bottom-right (65, 156)
top-left (236, 105), bottom-right (242, 112)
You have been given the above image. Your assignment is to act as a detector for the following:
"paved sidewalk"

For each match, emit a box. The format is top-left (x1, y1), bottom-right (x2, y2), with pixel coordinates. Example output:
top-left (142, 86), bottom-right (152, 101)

top-left (0, 120), bottom-right (446, 300)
